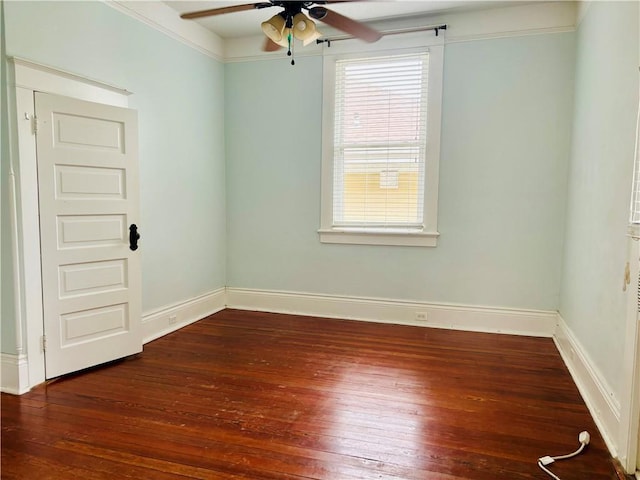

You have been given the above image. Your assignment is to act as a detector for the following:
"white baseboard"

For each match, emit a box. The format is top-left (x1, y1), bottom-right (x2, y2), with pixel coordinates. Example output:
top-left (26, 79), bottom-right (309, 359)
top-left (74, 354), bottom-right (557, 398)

top-left (553, 315), bottom-right (621, 458)
top-left (141, 288), bottom-right (226, 344)
top-left (225, 288), bottom-right (558, 337)
top-left (1, 353), bottom-right (30, 395)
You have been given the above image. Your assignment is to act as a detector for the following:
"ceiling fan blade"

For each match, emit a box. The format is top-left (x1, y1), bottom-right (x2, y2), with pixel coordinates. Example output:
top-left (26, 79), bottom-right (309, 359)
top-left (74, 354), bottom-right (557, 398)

top-left (181, 3), bottom-right (268, 20)
top-left (263, 37), bottom-right (282, 52)
top-left (309, 7), bottom-right (381, 43)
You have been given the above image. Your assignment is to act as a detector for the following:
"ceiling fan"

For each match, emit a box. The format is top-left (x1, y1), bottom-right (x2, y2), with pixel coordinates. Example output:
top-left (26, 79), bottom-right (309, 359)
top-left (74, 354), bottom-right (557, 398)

top-left (180, 1), bottom-right (383, 55)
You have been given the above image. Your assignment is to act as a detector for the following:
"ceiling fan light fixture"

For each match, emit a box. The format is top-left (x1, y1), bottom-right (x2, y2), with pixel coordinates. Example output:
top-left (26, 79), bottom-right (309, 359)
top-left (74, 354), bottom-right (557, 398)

top-left (261, 13), bottom-right (286, 42)
top-left (292, 12), bottom-right (316, 41)
top-left (179, 2), bottom-right (383, 59)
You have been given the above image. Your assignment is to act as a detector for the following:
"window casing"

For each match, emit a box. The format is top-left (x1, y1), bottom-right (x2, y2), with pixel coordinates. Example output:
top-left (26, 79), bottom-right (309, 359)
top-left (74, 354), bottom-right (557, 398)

top-left (319, 40), bottom-right (444, 247)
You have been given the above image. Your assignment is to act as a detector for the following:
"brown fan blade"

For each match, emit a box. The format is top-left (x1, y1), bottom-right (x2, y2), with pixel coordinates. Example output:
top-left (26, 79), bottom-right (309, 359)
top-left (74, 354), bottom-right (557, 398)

top-left (263, 37), bottom-right (282, 52)
top-left (181, 3), bottom-right (264, 20)
top-left (309, 7), bottom-right (382, 43)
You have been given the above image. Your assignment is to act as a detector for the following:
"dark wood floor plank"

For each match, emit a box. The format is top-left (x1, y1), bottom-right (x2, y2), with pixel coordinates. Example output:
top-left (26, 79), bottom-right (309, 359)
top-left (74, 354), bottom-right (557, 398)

top-left (2, 309), bottom-right (619, 479)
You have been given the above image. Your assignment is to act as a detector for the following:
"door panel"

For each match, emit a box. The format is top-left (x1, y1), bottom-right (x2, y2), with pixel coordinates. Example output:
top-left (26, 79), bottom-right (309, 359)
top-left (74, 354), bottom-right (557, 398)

top-left (36, 92), bottom-right (141, 379)
top-left (61, 303), bottom-right (129, 346)
top-left (58, 259), bottom-right (128, 298)
top-left (54, 113), bottom-right (125, 151)
top-left (56, 165), bottom-right (126, 198)
top-left (57, 215), bottom-right (127, 248)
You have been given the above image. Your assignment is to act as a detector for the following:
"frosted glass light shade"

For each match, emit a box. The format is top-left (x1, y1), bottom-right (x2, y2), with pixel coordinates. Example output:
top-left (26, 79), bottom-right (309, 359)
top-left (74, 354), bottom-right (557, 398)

top-left (303, 30), bottom-right (322, 46)
top-left (261, 14), bottom-right (286, 42)
top-left (292, 13), bottom-right (316, 41)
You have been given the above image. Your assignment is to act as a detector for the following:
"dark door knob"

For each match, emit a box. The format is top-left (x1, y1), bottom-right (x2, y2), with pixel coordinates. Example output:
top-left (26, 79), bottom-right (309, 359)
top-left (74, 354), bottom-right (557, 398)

top-left (129, 224), bottom-right (140, 251)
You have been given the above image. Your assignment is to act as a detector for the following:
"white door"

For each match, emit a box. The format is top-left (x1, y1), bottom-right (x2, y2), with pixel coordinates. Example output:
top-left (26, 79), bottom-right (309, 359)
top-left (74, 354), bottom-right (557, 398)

top-left (35, 92), bottom-right (142, 379)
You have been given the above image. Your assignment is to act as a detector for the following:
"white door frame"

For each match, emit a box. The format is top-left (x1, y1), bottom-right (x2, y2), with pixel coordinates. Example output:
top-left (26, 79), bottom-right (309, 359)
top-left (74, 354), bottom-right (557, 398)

top-left (619, 82), bottom-right (640, 475)
top-left (6, 57), bottom-right (132, 392)
top-left (620, 236), bottom-right (640, 474)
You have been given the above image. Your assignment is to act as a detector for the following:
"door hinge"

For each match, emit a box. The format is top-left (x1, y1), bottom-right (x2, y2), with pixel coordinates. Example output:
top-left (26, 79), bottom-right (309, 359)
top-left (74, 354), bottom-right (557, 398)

top-left (24, 112), bottom-right (38, 135)
top-left (41, 335), bottom-right (47, 353)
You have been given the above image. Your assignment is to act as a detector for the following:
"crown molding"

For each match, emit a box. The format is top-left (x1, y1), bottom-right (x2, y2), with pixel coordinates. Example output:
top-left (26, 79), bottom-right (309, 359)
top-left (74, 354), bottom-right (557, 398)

top-left (576, 0), bottom-right (593, 28)
top-left (104, 0), bottom-right (224, 61)
top-left (438, 0), bottom-right (577, 42)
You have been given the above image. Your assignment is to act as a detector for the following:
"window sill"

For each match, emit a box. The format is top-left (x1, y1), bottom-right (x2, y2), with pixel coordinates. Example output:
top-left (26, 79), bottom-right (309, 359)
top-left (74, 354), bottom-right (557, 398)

top-left (318, 228), bottom-right (439, 247)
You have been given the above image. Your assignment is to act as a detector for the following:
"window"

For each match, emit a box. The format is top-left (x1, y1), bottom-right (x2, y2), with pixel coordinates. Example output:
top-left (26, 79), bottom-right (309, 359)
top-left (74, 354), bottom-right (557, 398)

top-left (319, 41), bottom-right (444, 247)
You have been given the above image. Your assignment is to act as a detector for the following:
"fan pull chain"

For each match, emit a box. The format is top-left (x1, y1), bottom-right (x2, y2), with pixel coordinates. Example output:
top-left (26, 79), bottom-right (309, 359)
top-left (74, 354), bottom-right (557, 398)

top-left (286, 31), bottom-right (295, 66)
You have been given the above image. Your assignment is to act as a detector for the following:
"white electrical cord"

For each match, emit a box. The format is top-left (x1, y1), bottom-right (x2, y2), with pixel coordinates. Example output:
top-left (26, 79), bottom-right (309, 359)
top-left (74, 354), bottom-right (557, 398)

top-left (537, 431), bottom-right (590, 480)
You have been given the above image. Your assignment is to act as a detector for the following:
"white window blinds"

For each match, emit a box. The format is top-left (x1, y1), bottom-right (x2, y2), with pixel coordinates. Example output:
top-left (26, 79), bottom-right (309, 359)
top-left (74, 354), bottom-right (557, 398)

top-left (332, 53), bottom-right (429, 230)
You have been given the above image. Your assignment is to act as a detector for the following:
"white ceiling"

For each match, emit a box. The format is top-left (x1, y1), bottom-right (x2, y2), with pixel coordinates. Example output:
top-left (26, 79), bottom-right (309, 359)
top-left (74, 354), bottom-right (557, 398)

top-left (164, 1), bottom-right (521, 38)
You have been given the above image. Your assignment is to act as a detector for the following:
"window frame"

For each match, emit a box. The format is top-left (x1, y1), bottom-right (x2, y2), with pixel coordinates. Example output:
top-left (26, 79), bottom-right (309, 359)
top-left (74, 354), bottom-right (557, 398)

top-left (318, 37), bottom-right (444, 247)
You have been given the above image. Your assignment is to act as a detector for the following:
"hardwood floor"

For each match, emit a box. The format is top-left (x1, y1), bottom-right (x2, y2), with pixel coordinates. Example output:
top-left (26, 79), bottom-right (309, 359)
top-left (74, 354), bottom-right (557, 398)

top-left (1, 309), bottom-right (620, 479)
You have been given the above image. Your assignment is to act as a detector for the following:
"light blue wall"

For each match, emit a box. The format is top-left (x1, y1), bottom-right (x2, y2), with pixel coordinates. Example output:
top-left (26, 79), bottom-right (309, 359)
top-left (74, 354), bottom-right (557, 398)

top-left (226, 33), bottom-right (575, 311)
top-left (1, 0), bottom-right (16, 354)
top-left (1, 1), bottom-right (226, 354)
top-left (559, 1), bottom-right (639, 400)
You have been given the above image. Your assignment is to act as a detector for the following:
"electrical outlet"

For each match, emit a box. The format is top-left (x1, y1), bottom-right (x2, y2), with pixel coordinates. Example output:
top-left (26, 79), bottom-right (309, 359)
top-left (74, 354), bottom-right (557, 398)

top-left (415, 312), bottom-right (428, 322)
top-left (169, 315), bottom-right (177, 325)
